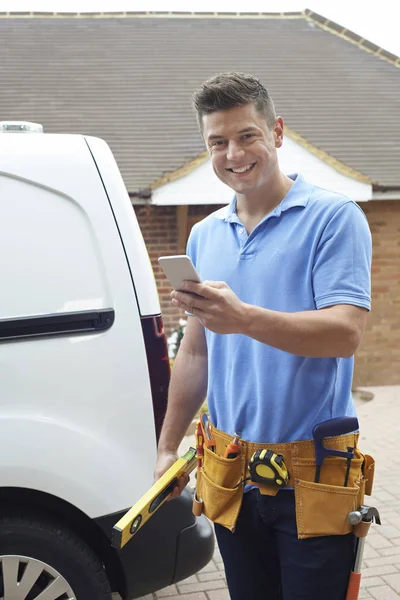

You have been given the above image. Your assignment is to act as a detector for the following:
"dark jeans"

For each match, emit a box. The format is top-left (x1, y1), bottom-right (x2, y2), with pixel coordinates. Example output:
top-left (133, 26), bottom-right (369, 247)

top-left (214, 488), bottom-right (355, 600)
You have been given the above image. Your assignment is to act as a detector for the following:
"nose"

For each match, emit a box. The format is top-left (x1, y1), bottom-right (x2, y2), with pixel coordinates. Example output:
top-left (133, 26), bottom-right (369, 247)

top-left (226, 140), bottom-right (245, 162)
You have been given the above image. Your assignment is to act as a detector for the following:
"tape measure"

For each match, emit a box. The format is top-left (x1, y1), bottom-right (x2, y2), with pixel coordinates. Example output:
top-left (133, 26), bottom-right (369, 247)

top-left (248, 448), bottom-right (289, 486)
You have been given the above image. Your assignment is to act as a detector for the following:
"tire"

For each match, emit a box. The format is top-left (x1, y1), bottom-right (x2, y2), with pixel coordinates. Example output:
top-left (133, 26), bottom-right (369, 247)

top-left (0, 513), bottom-right (112, 600)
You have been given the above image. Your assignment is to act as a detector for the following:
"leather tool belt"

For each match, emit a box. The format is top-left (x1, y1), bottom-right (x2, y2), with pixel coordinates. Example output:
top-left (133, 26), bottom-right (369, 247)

top-left (193, 422), bottom-right (375, 539)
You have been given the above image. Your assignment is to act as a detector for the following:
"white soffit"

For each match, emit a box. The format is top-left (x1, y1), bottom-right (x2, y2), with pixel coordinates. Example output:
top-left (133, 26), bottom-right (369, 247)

top-left (151, 136), bottom-right (372, 205)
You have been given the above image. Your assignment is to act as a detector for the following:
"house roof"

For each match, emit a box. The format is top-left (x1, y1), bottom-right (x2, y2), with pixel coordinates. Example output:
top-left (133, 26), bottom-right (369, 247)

top-left (1, 10), bottom-right (399, 194)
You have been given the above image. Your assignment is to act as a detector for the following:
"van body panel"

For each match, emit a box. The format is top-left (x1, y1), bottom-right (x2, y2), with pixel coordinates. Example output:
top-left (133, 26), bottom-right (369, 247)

top-left (0, 412), bottom-right (151, 516)
top-left (0, 133), bottom-right (158, 515)
top-left (85, 136), bottom-right (161, 318)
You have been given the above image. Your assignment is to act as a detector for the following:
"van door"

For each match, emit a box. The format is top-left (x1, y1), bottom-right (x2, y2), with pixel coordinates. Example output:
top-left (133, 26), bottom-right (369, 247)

top-left (0, 133), bottom-right (157, 517)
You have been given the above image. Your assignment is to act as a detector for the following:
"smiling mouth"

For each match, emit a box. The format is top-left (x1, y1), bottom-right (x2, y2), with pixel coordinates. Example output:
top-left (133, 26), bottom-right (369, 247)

top-left (227, 163), bottom-right (256, 174)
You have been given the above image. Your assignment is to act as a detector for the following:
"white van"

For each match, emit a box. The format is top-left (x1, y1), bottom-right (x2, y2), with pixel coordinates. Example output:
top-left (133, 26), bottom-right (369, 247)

top-left (0, 122), bottom-right (214, 599)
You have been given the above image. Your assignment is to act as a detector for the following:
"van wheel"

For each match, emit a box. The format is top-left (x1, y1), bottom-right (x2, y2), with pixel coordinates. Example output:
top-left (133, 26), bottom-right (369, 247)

top-left (0, 513), bottom-right (112, 599)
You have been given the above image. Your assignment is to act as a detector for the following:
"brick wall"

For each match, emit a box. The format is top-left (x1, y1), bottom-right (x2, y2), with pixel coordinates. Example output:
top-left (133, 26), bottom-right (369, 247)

top-left (135, 204), bottom-right (222, 334)
top-left (353, 200), bottom-right (400, 387)
top-left (135, 205), bottom-right (181, 334)
top-left (135, 200), bottom-right (400, 387)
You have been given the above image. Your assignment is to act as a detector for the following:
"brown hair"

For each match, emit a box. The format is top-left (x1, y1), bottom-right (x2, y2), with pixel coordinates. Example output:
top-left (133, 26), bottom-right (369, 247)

top-left (192, 72), bottom-right (276, 130)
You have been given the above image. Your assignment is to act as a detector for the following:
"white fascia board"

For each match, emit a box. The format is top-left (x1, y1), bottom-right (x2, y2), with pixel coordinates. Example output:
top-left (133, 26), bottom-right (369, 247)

top-left (151, 136), bottom-right (372, 205)
top-left (152, 159), bottom-right (234, 206)
top-left (279, 137), bottom-right (372, 202)
top-left (372, 191), bottom-right (400, 200)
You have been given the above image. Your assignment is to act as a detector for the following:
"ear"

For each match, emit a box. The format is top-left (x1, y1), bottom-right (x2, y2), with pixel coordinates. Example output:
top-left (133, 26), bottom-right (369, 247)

top-left (273, 117), bottom-right (284, 148)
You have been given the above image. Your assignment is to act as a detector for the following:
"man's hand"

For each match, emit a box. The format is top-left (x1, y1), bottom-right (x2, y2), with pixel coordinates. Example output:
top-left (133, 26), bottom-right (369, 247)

top-left (154, 450), bottom-right (190, 501)
top-left (171, 280), bottom-right (247, 334)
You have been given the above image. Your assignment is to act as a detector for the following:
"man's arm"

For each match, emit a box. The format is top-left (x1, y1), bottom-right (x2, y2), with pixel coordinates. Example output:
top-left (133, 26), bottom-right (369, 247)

top-left (244, 303), bottom-right (368, 358)
top-left (171, 281), bottom-right (368, 358)
top-left (154, 316), bottom-right (208, 496)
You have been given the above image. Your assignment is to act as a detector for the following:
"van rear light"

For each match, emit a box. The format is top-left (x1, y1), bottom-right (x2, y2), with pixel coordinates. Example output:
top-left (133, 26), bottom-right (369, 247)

top-left (141, 315), bottom-right (170, 443)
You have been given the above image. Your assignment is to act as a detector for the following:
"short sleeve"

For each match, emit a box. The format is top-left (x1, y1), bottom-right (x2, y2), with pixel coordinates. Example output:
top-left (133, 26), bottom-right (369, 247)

top-left (184, 225), bottom-right (200, 317)
top-left (312, 202), bottom-right (372, 311)
top-left (186, 224), bottom-right (198, 268)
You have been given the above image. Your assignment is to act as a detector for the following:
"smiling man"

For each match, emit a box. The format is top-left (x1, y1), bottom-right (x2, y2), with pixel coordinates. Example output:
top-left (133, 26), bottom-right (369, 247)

top-left (154, 73), bottom-right (372, 600)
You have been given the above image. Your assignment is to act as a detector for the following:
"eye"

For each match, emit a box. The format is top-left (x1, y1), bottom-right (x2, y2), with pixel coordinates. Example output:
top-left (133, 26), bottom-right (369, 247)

top-left (241, 133), bottom-right (256, 140)
top-left (211, 140), bottom-right (225, 147)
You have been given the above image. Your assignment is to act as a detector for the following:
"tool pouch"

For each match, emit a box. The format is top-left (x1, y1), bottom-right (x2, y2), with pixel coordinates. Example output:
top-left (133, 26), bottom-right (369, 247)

top-left (292, 446), bottom-right (376, 539)
top-left (362, 453), bottom-right (375, 496)
top-left (195, 444), bottom-right (245, 532)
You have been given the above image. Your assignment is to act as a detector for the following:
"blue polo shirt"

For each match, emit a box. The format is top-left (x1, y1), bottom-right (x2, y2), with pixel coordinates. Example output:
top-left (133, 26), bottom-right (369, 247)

top-left (186, 174), bottom-right (372, 444)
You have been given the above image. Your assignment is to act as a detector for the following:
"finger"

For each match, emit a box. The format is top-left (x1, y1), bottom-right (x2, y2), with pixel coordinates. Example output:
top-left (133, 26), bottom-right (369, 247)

top-left (181, 280), bottom-right (224, 300)
top-left (171, 296), bottom-right (206, 314)
top-left (171, 290), bottom-right (206, 309)
top-left (167, 475), bottom-right (188, 501)
top-left (171, 298), bottom-right (196, 313)
top-left (178, 474), bottom-right (189, 494)
top-left (180, 281), bottom-right (204, 295)
top-left (203, 280), bottom-right (227, 289)
top-left (171, 299), bottom-right (208, 320)
top-left (167, 484), bottom-right (181, 501)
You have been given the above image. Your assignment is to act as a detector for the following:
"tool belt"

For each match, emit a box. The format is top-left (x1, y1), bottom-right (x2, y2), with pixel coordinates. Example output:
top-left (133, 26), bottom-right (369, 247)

top-left (193, 423), bottom-right (375, 539)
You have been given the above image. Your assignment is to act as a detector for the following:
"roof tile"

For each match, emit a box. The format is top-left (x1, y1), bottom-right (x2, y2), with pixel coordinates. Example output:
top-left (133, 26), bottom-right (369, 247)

top-left (0, 12), bottom-right (399, 191)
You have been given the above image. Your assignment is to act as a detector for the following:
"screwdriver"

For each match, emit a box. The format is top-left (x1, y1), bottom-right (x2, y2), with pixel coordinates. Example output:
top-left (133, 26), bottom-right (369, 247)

top-left (195, 421), bottom-right (204, 468)
top-left (344, 446), bottom-right (354, 487)
top-left (224, 433), bottom-right (241, 459)
top-left (200, 413), bottom-right (216, 452)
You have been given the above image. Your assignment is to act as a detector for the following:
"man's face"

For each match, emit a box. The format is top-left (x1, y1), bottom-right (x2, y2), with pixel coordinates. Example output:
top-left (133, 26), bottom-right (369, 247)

top-left (202, 103), bottom-right (283, 196)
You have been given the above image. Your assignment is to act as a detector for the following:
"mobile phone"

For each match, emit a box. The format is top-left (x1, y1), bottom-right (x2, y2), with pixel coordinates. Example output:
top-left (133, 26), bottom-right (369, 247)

top-left (158, 255), bottom-right (202, 291)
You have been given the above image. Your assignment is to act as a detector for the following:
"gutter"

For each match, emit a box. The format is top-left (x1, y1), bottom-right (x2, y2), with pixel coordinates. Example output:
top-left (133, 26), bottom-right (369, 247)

top-left (129, 188), bottom-right (152, 204)
top-left (372, 183), bottom-right (400, 201)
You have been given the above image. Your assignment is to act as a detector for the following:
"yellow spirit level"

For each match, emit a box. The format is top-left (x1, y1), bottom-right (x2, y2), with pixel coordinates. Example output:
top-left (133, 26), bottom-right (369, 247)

top-left (112, 447), bottom-right (197, 549)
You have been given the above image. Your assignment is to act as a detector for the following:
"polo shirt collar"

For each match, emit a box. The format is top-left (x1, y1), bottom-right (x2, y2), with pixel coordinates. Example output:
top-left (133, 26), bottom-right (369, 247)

top-left (224, 173), bottom-right (312, 223)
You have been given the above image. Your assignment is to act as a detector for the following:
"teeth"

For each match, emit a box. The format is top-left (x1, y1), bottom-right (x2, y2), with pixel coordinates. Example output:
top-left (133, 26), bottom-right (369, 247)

top-left (231, 164), bottom-right (253, 174)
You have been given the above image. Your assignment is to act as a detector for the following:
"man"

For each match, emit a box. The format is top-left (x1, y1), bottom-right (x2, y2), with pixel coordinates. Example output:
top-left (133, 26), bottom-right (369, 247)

top-left (155, 72), bottom-right (372, 599)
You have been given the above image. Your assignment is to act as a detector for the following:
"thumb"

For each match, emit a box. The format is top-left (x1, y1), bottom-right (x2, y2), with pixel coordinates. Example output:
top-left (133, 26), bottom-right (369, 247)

top-left (204, 280), bottom-right (227, 289)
